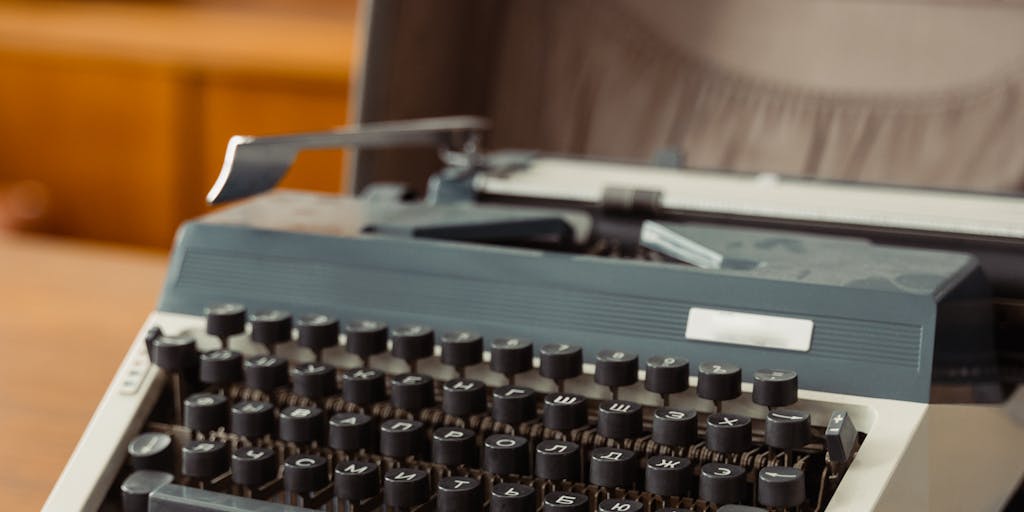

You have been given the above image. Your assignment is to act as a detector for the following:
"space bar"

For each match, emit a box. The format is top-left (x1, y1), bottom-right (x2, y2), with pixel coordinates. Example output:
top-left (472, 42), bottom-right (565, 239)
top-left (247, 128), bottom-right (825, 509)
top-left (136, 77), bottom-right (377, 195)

top-left (150, 483), bottom-right (311, 511)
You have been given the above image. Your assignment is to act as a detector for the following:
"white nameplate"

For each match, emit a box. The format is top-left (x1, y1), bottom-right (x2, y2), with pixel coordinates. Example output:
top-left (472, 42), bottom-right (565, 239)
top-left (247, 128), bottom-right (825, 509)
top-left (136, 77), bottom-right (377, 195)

top-left (685, 307), bottom-right (813, 352)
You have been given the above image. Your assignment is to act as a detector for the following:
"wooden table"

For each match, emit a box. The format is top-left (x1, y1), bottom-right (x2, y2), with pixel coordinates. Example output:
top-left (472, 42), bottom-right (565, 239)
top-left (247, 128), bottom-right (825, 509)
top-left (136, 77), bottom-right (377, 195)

top-left (0, 234), bottom-right (167, 510)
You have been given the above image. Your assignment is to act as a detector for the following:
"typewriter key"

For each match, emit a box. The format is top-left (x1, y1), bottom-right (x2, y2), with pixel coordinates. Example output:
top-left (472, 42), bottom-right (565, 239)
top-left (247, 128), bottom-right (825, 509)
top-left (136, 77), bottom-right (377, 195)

top-left (645, 455), bottom-right (692, 497)
top-left (182, 440), bottom-right (229, 481)
top-left (718, 507), bottom-right (769, 512)
top-left (706, 413), bottom-right (753, 454)
top-left (594, 350), bottom-right (638, 399)
top-left (334, 460), bottom-right (380, 503)
top-left (341, 367), bottom-right (386, 406)
top-left (390, 325), bottom-right (435, 372)
top-left (390, 373), bottom-right (435, 412)
top-left (697, 362), bottom-right (742, 412)
top-left (230, 400), bottom-right (275, 439)
top-left (230, 446), bottom-right (277, 488)
top-left (379, 419), bottom-right (426, 459)
top-left (150, 333), bottom-right (197, 373)
top-left (441, 331), bottom-right (483, 376)
top-left (490, 482), bottom-right (536, 512)
top-left (492, 385), bottom-right (537, 424)
top-left (198, 349), bottom-right (242, 386)
top-left (344, 320), bottom-right (388, 365)
top-left (483, 434), bottom-right (530, 476)
top-left (183, 392), bottom-right (228, 434)
top-left (442, 378), bottom-right (487, 418)
top-left (825, 411), bottom-right (858, 464)
top-left (249, 310), bottom-right (292, 352)
top-left (589, 447), bottom-right (639, 489)
top-left (432, 426), bottom-right (478, 467)
top-left (490, 338), bottom-right (534, 385)
top-left (542, 491), bottom-right (588, 512)
top-left (283, 453), bottom-right (329, 494)
top-left (753, 369), bottom-right (799, 409)
top-left (535, 440), bottom-right (581, 481)
top-left (295, 313), bottom-right (339, 360)
top-left (437, 476), bottom-right (484, 512)
top-left (242, 355), bottom-right (289, 391)
top-left (329, 412), bottom-right (376, 453)
top-left (765, 409), bottom-right (812, 452)
top-left (121, 470), bottom-right (174, 512)
top-left (597, 400), bottom-right (643, 440)
top-left (539, 344), bottom-right (582, 392)
top-left (542, 392), bottom-right (588, 432)
top-left (598, 499), bottom-right (643, 512)
top-left (699, 463), bottom-right (746, 505)
top-left (126, 432), bottom-right (174, 472)
top-left (383, 467), bottom-right (431, 509)
top-left (652, 407), bottom-right (698, 447)
top-left (290, 362), bottom-right (337, 400)
top-left (645, 356), bottom-right (689, 405)
top-left (204, 303), bottom-right (246, 347)
top-left (758, 466), bottom-right (806, 508)
top-left (279, 405), bottom-right (325, 445)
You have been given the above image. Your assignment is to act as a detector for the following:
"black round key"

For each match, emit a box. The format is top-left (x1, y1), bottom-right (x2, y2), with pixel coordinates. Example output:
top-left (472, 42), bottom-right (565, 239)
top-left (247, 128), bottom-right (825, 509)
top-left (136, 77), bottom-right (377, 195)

top-left (490, 338), bottom-right (534, 377)
top-left (390, 325), bottom-right (435, 362)
top-left (753, 369), bottom-right (799, 408)
top-left (334, 460), bottom-right (380, 502)
top-left (645, 455), bottom-right (692, 497)
top-left (490, 482), bottom-right (535, 512)
top-left (597, 400), bottom-right (643, 440)
top-left (249, 310), bottom-right (292, 347)
top-left (645, 356), bottom-right (690, 395)
top-left (121, 470), bottom-right (173, 512)
top-left (231, 446), bottom-right (277, 487)
top-left (198, 349), bottom-right (243, 385)
top-left (279, 405), bottom-right (324, 444)
top-left (706, 413), bottom-right (752, 454)
top-left (291, 362), bottom-right (337, 399)
top-left (127, 432), bottom-right (174, 472)
top-left (598, 499), bottom-right (643, 512)
top-left (589, 447), bottom-right (638, 488)
top-left (700, 463), bottom-right (746, 504)
top-left (230, 400), bottom-right (274, 439)
top-left (383, 467), bottom-right (430, 509)
top-left (437, 476), bottom-right (483, 512)
top-left (181, 440), bottom-right (229, 480)
top-left (242, 355), bottom-right (289, 391)
top-left (594, 350), bottom-right (638, 389)
top-left (697, 362), bottom-right (742, 402)
top-left (758, 466), bottom-right (806, 508)
top-left (379, 418), bottom-right (425, 459)
top-left (329, 412), bottom-right (376, 452)
top-left (542, 393), bottom-right (587, 431)
top-left (535, 440), bottom-right (581, 481)
top-left (341, 368), bottom-right (386, 406)
top-left (183, 393), bottom-right (228, 433)
top-left (283, 454), bottom-right (328, 494)
top-left (296, 314), bottom-right (339, 353)
top-left (390, 373), bottom-right (435, 412)
top-left (150, 334), bottom-right (197, 372)
top-left (492, 385), bottom-right (537, 424)
top-left (432, 426), bottom-right (477, 467)
top-left (483, 434), bottom-right (529, 475)
top-left (543, 491), bottom-right (588, 512)
top-left (539, 344), bottom-right (583, 381)
top-left (652, 407), bottom-right (698, 447)
top-left (765, 409), bottom-right (812, 450)
top-left (205, 303), bottom-right (246, 340)
top-left (442, 378), bottom-right (487, 417)
top-left (441, 331), bottom-right (483, 369)
top-left (344, 320), bottom-right (388, 360)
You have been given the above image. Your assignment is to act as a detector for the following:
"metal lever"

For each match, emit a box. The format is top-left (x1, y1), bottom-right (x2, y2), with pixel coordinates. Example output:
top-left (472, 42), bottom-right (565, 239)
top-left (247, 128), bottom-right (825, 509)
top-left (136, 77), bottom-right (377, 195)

top-left (206, 115), bottom-right (490, 204)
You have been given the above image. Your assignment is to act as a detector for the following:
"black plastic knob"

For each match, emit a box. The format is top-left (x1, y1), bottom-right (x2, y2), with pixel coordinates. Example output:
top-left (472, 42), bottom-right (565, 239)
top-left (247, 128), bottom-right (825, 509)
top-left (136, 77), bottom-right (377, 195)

top-left (483, 434), bottom-right (530, 475)
top-left (249, 310), bottom-right (292, 347)
top-left (383, 468), bottom-right (431, 509)
top-left (652, 407), bottom-right (698, 447)
top-left (183, 393), bottom-right (228, 433)
top-left (230, 446), bottom-right (277, 488)
top-left (542, 393), bottom-right (588, 431)
top-left (535, 440), bottom-right (581, 481)
top-left (121, 470), bottom-right (174, 512)
top-left (390, 325), bottom-right (435, 363)
top-left (441, 331), bottom-right (483, 369)
top-left (242, 355), bottom-right (289, 391)
top-left (597, 400), bottom-right (643, 440)
top-left (205, 303), bottom-right (246, 340)
top-left (390, 373), bottom-right (435, 412)
top-left (283, 454), bottom-right (329, 494)
top-left (127, 432), bottom-right (174, 472)
top-left (644, 356), bottom-right (689, 395)
top-left (341, 368), bottom-right (386, 406)
top-left (296, 314), bottom-right (339, 353)
top-left (594, 350), bottom-right (638, 389)
top-left (230, 400), bottom-right (275, 439)
top-left (700, 463), bottom-right (746, 505)
top-left (432, 426), bottom-right (478, 467)
top-left (334, 460), bottom-right (380, 502)
top-left (150, 334), bottom-right (197, 373)
top-left (198, 349), bottom-right (243, 385)
top-left (697, 362), bottom-right (742, 402)
top-left (490, 338), bottom-right (534, 377)
top-left (543, 491), bottom-right (588, 512)
top-left (437, 476), bottom-right (483, 512)
top-left (589, 447), bottom-right (638, 488)
top-left (753, 369), bottom-right (798, 408)
top-left (758, 466), bottom-right (806, 508)
top-left (598, 499), bottom-right (643, 512)
top-left (442, 378), bottom-right (487, 417)
top-left (706, 413), bottom-right (752, 454)
top-left (328, 412), bottom-right (376, 452)
top-left (181, 440), bottom-right (229, 480)
top-left (279, 405), bottom-right (324, 445)
top-left (490, 483), bottom-right (535, 512)
top-left (492, 385), bottom-right (537, 424)
top-left (291, 362), bottom-right (337, 399)
top-left (539, 344), bottom-right (582, 382)
top-left (344, 320), bottom-right (389, 360)
top-left (645, 455), bottom-right (692, 497)
top-left (379, 419), bottom-right (425, 459)
top-left (765, 409), bottom-right (812, 450)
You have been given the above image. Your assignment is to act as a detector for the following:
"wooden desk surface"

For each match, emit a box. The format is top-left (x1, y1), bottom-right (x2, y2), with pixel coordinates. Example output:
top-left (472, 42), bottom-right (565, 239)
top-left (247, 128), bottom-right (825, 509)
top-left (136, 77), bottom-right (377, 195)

top-left (0, 234), bottom-right (167, 510)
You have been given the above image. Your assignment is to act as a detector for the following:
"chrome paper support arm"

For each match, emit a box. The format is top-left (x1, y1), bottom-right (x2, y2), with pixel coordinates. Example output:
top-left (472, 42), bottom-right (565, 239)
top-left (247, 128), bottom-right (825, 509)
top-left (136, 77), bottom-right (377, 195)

top-left (206, 115), bottom-right (490, 204)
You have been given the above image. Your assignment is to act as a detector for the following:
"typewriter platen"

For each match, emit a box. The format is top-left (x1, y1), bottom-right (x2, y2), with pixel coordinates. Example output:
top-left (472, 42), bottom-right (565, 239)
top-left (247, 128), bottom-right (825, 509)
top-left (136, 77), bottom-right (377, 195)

top-left (45, 118), bottom-right (1024, 511)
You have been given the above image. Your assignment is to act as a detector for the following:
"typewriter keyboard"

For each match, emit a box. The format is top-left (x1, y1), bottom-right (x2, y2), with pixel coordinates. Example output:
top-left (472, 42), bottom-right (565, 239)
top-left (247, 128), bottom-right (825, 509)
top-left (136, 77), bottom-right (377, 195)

top-left (117, 304), bottom-right (863, 512)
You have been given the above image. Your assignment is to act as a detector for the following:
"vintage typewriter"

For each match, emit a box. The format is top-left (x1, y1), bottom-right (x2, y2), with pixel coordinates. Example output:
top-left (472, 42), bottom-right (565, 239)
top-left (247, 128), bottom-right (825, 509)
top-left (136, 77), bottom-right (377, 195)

top-left (43, 115), bottom-right (1024, 512)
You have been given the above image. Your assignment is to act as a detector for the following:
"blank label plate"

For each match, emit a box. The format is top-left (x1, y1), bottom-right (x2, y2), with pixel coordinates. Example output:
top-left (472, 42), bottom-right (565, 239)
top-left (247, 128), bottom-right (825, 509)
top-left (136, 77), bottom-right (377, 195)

top-left (685, 307), bottom-right (813, 352)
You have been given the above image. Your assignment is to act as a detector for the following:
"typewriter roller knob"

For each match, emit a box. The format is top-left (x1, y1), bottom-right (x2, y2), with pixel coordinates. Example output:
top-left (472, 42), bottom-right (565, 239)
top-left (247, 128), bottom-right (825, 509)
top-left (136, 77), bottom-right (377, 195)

top-left (492, 385), bottom-right (537, 424)
top-left (437, 476), bottom-right (484, 512)
top-left (390, 325), bottom-right (435, 372)
top-left (645, 356), bottom-right (689, 405)
top-left (183, 392), bottom-right (228, 434)
top-left (589, 447), bottom-right (639, 489)
top-left (231, 446), bottom-right (277, 488)
top-left (204, 303), bottom-right (246, 347)
top-left (539, 344), bottom-right (583, 392)
top-left (334, 460), bottom-right (380, 503)
top-left (283, 453), bottom-right (329, 495)
top-left (279, 405), bottom-right (325, 445)
top-left (383, 467), bottom-right (431, 509)
top-left (441, 331), bottom-right (483, 376)
top-left (484, 434), bottom-right (530, 475)
top-left (543, 392), bottom-right (588, 433)
top-left (652, 407), bottom-right (698, 447)
top-left (150, 334), bottom-right (198, 373)
top-left (344, 320), bottom-right (388, 365)
top-left (697, 362), bottom-right (742, 412)
top-left (296, 314), bottom-right (339, 360)
top-left (198, 349), bottom-right (243, 386)
top-left (758, 466), bottom-right (806, 509)
top-left (291, 362), bottom-right (337, 400)
top-left (390, 373), bottom-right (435, 412)
top-left (341, 368), bottom-right (386, 407)
top-left (490, 483), bottom-right (536, 512)
top-left (243, 355), bottom-right (289, 391)
top-left (706, 413), bottom-right (753, 454)
top-left (329, 412), bottom-right (376, 453)
top-left (380, 418), bottom-right (426, 459)
top-left (598, 499), bottom-right (643, 512)
top-left (182, 439), bottom-right (229, 481)
top-left (535, 440), bottom-right (581, 481)
top-left (766, 409), bottom-right (812, 451)
top-left (543, 491), bottom-right (589, 512)
top-left (249, 310), bottom-right (293, 352)
top-left (699, 462), bottom-right (746, 505)
top-left (645, 455), bottom-right (693, 497)
top-left (490, 338), bottom-right (534, 385)
top-left (442, 378), bottom-right (487, 418)
top-left (753, 369), bottom-right (799, 409)
top-left (594, 350), bottom-right (638, 399)
top-left (127, 432), bottom-right (174, 472)
top-left (597, 400), bottom-right (643, 440)
top-left (230, 400), bottom-right (275, 439)
top-left (432, 426), bottom-right (478, 467)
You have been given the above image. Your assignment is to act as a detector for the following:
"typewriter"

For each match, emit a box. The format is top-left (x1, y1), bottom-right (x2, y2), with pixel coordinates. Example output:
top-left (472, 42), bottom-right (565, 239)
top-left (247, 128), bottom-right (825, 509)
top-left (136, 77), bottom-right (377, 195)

top-left (42, 116), bottom-right (1024, 512)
